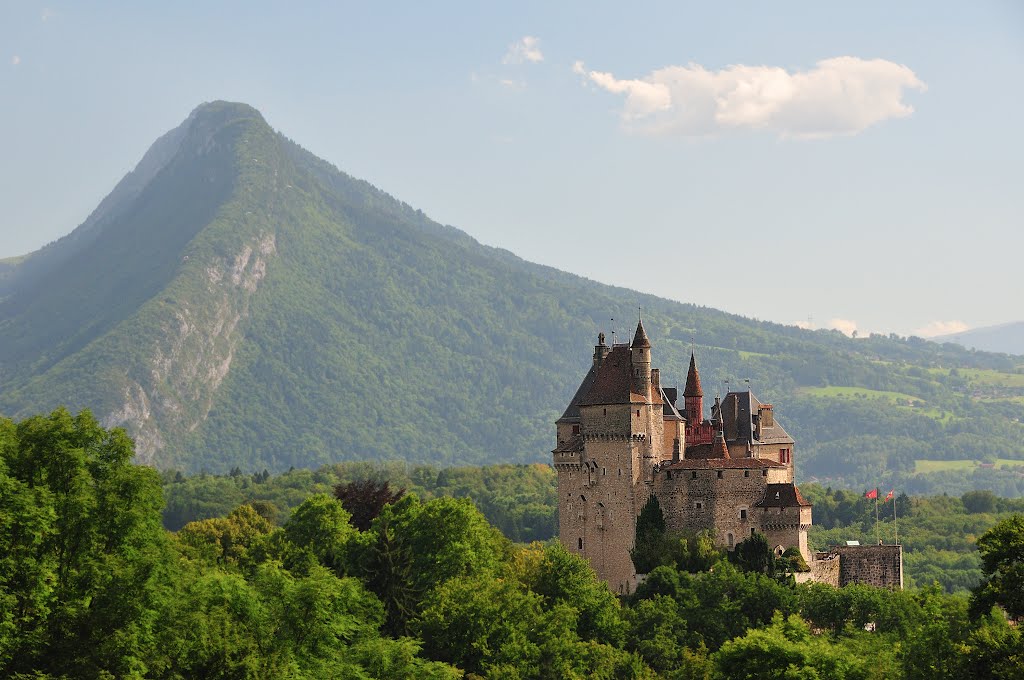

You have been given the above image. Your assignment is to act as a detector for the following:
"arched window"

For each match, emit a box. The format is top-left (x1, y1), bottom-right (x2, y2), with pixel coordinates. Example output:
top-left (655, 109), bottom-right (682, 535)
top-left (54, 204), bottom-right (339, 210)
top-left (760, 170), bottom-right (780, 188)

top-left (727, 532), bottom-right (734, 548)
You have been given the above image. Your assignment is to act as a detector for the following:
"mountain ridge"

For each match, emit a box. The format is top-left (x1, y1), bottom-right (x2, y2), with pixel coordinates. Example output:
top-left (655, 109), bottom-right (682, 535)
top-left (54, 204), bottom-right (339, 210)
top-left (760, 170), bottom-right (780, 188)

top-left (1, 101), bottom-right (1022, 493)
top-left (936, 321), bottom-right (1024, 356)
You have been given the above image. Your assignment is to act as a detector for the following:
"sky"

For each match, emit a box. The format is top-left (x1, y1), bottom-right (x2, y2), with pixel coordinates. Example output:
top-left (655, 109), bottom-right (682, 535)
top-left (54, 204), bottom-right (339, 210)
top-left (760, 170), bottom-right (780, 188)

top-left (2, 1), bottom-right (1022, 338)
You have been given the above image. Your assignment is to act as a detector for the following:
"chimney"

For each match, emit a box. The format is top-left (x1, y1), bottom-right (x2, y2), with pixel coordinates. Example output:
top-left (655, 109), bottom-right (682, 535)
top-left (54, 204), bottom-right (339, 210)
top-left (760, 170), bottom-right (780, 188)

top-left (651, 368), bottom-right (661, 391)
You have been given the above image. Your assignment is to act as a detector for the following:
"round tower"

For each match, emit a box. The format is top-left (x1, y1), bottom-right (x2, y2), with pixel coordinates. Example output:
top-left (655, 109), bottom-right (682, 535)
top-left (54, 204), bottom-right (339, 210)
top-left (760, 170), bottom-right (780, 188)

top-left (631, 318), bottom-right (652, 399)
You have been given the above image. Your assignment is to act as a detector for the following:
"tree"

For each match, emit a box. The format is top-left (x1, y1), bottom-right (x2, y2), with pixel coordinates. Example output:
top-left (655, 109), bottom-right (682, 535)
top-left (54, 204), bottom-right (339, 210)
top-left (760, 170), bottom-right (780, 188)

top-left (631, 495), bottom-right (668, 574)
top-left (713, 613), bottom-right (869, 680)
top-left (523, 542), bottom-right (626, 646)
top-left (333, 478), bottom-right (405, 531)
top-left (729, 532), bottom-right (778, 576)
top-left (176, 504), bottom-right (275, 568)
top-left (356, 494), bottom-right (509, 635)
top-left (0, 409), bottom-right (172, 678)
top-left (971, 514), bottom-right (1024, 621)
top-left (283, 493), bottom-right (360, 576)
top-left (962, 490), bottom-right (998, 514)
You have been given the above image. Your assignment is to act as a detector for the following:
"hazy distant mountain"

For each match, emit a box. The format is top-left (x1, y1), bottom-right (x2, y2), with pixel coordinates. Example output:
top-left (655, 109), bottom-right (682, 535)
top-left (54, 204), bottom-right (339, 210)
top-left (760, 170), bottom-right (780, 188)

top-left (936, 322), bottom-right (1024, 356)
top-left (1, 102), bottom-right (1022, 493)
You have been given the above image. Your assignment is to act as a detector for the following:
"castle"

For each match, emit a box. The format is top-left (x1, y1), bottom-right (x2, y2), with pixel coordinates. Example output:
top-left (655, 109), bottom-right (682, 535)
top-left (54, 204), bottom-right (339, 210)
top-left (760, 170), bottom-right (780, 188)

top-left (553, 320), bottom-right (902, 593)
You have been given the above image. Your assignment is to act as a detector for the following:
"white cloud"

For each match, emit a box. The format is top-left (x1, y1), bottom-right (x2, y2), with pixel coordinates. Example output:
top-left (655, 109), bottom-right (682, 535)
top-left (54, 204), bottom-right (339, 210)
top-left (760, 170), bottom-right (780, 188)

top-left (827, 318), bottom-right (859, 337)
top-left (793, 318), bottom-right (861, 336)
top-left (503, 36), bottom-right (544, 65)
top-left (11, 55), bottom-right (20, 66)
top-left (574, 57), bottom-right (926, 138)
top-left (914, 320), bottom-right (969, 338)
top-left (41, 8), bottom-right (57, 21)
top-left (500, 78), bottom-right (526, 90)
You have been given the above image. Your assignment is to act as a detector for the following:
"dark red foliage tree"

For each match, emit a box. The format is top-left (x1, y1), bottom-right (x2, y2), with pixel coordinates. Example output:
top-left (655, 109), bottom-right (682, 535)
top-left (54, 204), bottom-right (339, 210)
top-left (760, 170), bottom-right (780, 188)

top-left (333, 479), bottom-right (406, 531)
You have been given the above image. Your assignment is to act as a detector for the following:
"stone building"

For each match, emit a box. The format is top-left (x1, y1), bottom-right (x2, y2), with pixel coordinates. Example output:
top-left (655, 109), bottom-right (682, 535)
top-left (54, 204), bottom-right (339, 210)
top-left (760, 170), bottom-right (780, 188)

top-left (553, 320), bottom-right (900, 593)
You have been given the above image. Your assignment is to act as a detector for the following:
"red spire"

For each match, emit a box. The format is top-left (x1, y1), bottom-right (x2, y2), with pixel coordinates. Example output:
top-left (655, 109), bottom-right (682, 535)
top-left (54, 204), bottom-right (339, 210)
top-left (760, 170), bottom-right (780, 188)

top-left (683, 352), bottom-right (703, 397)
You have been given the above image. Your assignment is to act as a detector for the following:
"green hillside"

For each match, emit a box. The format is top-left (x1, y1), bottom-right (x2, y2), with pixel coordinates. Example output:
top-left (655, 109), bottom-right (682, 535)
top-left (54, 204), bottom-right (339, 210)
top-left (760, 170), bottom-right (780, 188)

top-left (1, 101), bottom-right (1022, 491)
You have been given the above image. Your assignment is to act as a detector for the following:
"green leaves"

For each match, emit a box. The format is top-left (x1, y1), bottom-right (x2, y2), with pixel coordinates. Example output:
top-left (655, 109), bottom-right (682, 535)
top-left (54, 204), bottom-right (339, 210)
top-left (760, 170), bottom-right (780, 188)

top-left (971, 514), bottom-right (1024, 621)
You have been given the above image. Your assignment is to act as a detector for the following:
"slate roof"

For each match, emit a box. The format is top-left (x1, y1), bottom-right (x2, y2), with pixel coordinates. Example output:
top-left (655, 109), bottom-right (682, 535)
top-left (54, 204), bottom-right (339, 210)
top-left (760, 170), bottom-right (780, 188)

top-left (722, 391), bottom-right (794, 446)
top-left (579, 345), bottom-right (647, 406)
top-left (557, 363), bottom-right (598, 423)
top-left (755, 483), bottom-right (812, 508)
top-left (661, 387), bottom-right (683, 419)
top-left (632, 319), bottom-right (651, 348)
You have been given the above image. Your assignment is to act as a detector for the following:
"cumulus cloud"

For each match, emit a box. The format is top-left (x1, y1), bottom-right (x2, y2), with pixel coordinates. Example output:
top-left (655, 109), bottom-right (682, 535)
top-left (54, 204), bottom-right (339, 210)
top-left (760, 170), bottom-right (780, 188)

top-left (11, 55), bottom-right (20, 66)
top-left (914, 320), bottom-right (969, 338)
top-left (503, 36), bottom-right (544, 64)
top-left (794, 318), bottom-right (860, 336)
top-left (573, 57), bottom-right (926, 138)
top-left (827, 318), bottom-right (859, 337)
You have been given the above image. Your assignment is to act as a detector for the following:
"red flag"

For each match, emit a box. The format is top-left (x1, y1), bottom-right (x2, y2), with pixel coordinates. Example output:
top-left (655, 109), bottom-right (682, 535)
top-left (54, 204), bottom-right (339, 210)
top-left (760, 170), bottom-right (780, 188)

top-left (865, 488), bottom-right (878, 499)
top-left (884, 490), bottom-right (894, 502)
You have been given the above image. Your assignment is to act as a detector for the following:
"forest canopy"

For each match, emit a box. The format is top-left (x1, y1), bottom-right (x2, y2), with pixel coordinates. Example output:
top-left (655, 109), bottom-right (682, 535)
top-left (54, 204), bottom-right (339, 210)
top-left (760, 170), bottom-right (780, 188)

top-left (1, 409), bottom-right (1022, 678)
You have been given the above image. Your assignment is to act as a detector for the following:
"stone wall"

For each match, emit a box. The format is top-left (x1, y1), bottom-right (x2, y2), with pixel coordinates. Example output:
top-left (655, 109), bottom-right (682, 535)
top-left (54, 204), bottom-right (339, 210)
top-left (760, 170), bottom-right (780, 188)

top-left (831, 545), bottom-right (903, 589)
top-left (807, 552), bottom-right (841, 586)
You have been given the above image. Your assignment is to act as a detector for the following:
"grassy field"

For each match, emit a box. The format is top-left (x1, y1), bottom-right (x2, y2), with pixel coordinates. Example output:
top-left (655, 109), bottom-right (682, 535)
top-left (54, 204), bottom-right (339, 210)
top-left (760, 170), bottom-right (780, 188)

top-left (928, 367), bottom-right (1024, 388)
top-left (800, 385), bottom-right (954, 423)
top-left (914, 458), bottom-right (1024, 473)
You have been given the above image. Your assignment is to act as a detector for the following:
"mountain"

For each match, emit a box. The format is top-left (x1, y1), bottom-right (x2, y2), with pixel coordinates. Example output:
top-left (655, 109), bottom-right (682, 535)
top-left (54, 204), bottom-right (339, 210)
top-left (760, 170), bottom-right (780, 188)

top-left (936, 321), bottom-right (1024, 356)
top-left (2, 101), bottom-right (1023, 493)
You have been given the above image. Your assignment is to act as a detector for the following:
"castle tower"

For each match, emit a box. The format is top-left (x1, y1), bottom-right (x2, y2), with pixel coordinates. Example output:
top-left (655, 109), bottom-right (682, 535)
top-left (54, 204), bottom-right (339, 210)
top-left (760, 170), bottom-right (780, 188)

top-left (631, 317), bottom-right (652, 401)
top-left (683, 352), bottom-right (703, 424)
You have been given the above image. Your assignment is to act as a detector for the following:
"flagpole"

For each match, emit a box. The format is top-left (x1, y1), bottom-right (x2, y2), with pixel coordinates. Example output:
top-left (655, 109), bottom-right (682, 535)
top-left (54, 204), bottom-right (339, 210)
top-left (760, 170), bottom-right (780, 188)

top-left (875, 494), bottom-right (879, 544)
top-left (894, 492), bottom-right (899, 545)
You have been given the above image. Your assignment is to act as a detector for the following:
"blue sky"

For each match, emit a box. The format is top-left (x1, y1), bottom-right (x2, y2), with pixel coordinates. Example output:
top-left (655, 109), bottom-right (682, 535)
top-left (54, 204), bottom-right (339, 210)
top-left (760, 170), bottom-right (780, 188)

top-left (2, 2), bottom-right (1022, 337)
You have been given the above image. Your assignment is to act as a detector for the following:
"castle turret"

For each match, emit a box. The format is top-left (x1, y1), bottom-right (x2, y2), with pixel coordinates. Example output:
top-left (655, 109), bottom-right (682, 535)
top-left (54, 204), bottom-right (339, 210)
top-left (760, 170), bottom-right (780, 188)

top-left (683, 353), bottom-right (703, 424)
top-left (594, 332), bottom-right (610, 366)
top-left (631, 318), bottom-right (652, 399)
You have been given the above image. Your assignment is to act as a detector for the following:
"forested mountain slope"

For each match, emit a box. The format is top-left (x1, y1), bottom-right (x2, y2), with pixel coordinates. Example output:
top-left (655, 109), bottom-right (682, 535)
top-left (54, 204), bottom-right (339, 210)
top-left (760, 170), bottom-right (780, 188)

top-left (1, 101), bottom-right (1022, 490)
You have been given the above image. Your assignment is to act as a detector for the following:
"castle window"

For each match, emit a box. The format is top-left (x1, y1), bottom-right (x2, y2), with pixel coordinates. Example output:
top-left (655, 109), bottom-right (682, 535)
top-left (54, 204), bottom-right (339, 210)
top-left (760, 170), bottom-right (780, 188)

top-left (666, 471), bottom-right (672, 480)
top-left (751, 527), bottom-right (756, 537)
top-left (695, 501), bottom-right (703, 510)
top-left (572, 425), bottom-right (580, 435)
top-left (691, 471), bottom-right (697, 479)
top-left (578, 537), bottom-right (583, 550)
top-left (740, 508), bottom-right (747, 520)
top-left (743, 470), bottom-right (750, 478)
top-left (636, 409), bottom-right (640, 417)
top-left (602, 467), bottom-right (606, 475)
top-left (717, 470), bottom-right (723, 479)
top-left (727, 533), bottom-right (734, 548)
top-left (603, 408), bottom-right (607, 416)
top-left (762, 470), bottom-right (768, 477)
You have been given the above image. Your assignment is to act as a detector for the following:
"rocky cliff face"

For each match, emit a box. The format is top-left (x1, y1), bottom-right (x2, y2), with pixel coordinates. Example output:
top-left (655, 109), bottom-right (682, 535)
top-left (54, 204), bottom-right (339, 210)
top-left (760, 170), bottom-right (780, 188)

top-left (103, 232), bottom-right (277, 463)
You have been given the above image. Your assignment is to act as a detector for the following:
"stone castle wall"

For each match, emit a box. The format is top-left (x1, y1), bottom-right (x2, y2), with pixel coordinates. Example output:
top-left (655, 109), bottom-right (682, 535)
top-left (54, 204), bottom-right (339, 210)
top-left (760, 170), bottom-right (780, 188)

top-left (828, 545), bottom-right (903, 589)
top-left (806, 553), bottom-right (841, 586)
